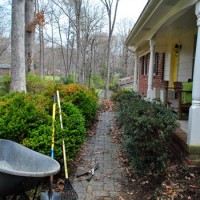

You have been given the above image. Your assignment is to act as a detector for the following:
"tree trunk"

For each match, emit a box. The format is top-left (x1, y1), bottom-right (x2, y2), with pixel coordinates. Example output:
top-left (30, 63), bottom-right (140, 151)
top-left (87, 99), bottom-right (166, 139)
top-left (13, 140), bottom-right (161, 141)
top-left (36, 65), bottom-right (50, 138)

top-left (57, 20), bottom-right (67, 78)
top-left (102, 0), bottom-right (119, 99)
top-left (10, 0), bottom-right (26, 92)
top-left (25, 0), bottom-right (35, 72)
top-left (75, 0), bottom-right (82, 83)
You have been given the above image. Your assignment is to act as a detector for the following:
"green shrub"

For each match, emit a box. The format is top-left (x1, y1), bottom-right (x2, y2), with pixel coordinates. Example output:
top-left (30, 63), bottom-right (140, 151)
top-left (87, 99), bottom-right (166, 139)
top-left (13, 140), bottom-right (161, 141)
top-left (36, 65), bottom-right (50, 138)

top-left (0, 92), bottom-right (86, 162)
top-left (58, 83), bottom-right (98, 127)
top-left (113, 90), bottom-right (178, 175)
top-left (90, 74), bottom-right (105, 89)
top-left (23, 102), bottom-right (86, 161)
top-left (60, 75), bottom-right (76, 85)
top-left (0, 92), bottom-right (51, 143)
top-left (0, 75), bottom-right (10, 96)
top-left (26, 73), bottom-right (51, 94)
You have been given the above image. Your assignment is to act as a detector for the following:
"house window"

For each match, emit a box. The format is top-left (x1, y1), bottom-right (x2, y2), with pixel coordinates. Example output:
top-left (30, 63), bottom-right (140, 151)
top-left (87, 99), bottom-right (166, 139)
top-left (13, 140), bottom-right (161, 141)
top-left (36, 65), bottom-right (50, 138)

top-left (154, 52), bottom-right (159, 75)
top-left (141, 54), bottom-right (149, 75)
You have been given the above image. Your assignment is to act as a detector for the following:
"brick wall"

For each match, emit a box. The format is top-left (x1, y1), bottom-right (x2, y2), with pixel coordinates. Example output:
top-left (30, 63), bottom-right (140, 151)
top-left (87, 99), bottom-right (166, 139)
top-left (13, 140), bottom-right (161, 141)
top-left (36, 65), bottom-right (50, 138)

top-left (138, 52), bottom-right (165, 97)
top-left (153, 53), bottom-right (165, 88)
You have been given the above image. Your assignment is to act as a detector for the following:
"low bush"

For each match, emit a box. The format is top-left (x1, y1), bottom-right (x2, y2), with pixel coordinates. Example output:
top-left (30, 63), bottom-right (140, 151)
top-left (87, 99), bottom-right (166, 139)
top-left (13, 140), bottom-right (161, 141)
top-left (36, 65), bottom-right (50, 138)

top-left (0, 92), bottom-right (51, 144)
top-left (0, 75), bottom-right (10, 96)
top-left (26, 73), bottom-right (51, 94)
top-left (113, 90), bottom-right (178, 175)
top-left (58, 83), bottom-right (98, 127)
top-left (0, 92), bottom-right (86, 162)
top-left (0, 75), bottom-right (97, 163)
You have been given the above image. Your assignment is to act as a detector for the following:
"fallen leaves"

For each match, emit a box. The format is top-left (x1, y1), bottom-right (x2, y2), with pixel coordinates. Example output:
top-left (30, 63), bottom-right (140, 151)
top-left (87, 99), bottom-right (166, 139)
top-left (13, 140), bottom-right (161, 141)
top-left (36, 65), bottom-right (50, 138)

top-left (99, 99), bottom-right (113, 112)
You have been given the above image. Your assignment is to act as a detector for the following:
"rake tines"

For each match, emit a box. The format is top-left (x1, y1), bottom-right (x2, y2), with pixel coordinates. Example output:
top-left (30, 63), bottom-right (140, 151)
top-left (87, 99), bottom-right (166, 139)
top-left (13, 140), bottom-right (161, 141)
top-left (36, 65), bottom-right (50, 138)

top-left (61, 179), bottom-right (78, 200)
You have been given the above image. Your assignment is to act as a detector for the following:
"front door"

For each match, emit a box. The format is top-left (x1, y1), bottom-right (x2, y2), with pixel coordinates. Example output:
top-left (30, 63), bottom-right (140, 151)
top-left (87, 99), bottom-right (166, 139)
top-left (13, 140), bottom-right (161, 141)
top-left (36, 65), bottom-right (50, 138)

top-left (169, 47), bottom-right (179, 88)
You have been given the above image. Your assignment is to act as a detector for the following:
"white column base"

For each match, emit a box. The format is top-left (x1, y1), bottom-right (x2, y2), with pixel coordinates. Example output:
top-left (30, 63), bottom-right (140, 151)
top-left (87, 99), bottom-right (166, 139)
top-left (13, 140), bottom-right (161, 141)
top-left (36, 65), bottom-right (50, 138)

top-left (187, 104), bottom-right (200, 146)
top-left (147, 89), bottom-right (154, 100)
top-left (133, 84), bottom-right (138, 92)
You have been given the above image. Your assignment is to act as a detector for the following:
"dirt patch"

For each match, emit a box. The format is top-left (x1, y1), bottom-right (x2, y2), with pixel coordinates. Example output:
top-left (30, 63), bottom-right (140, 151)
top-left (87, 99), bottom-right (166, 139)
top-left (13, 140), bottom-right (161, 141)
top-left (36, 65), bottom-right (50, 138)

top-left (110, 119), bottom-right (200, 200)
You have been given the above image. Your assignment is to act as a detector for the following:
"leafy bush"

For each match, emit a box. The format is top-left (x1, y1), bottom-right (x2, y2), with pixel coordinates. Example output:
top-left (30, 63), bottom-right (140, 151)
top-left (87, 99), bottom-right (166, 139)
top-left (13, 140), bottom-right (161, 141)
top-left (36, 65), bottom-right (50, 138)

top-left (109, 76), bottom-right (120, 92)
top-left (0, 92), bottom-right (86, 162)
top-left (23, 102), bottom-right (86, 161)
top-left (26, 73), bottom-right (51, 94)
top-left (113, 90), bottom-right (178, 175)
top-left (0, 74), bottom-right (98, 163)
top-left (0, 75), bottom-right (10, 96)
top-left (0, 73), bottom-right (55, 96)
top-left (0, 92), bottom-right (51, 143)
top-left (58, 83), bottom-right (98, 127)
top-left (60, 75), bottom-right (76, 85)
top-left (88, 74), bottom-right (105, 89)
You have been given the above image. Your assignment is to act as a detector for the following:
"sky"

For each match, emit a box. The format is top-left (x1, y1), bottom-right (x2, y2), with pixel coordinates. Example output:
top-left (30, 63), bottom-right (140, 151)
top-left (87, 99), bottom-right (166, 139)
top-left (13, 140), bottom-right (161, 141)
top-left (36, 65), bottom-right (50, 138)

top-left (116, 0), bottom-right (148, 23)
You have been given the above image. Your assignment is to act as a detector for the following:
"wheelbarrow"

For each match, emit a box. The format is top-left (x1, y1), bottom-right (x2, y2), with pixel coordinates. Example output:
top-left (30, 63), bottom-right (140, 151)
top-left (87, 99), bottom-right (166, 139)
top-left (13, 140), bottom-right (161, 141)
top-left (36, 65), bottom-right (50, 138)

top-left (0, 139), bottom-right (60, 199)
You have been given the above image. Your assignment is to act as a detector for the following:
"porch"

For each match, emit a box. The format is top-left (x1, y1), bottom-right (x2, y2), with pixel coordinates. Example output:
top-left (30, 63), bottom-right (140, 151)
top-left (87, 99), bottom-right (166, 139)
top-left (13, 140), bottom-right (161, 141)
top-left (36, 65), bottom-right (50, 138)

top-left (174, 120), bottom-right (200, 167)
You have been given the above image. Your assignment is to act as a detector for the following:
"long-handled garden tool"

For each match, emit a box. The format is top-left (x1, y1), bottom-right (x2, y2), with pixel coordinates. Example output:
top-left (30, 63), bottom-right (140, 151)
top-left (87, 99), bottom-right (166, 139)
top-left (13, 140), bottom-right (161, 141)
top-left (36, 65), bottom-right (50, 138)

top-left (56, 90), bottom-right (78, 200)
top-left (40, 94), bottom-right (61, 200)
top-left (61, 140), bottom-right (78, 200)
top-left (56, 90), bottom-right (63, 129)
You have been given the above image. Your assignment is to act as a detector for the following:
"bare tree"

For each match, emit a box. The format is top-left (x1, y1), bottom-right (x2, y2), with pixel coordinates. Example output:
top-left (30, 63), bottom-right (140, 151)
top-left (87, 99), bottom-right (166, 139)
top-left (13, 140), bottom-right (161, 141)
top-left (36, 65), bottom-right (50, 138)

top-left (10, 0), bottom-right (26, 92)
top-left (81, 0), bottom-right (105, 84)
top-left (25, 0), bottom-right (35, 72)
top-left (0, 2), bottom-right (11, 62)
top-left (116, 18), bottom-right (134, 77)
top-left (101, 0), bottom-right (119, 99)
top-left (54, 13), bottom-right (68, 78)
top-left (35, 0), bottom-right (48, 78)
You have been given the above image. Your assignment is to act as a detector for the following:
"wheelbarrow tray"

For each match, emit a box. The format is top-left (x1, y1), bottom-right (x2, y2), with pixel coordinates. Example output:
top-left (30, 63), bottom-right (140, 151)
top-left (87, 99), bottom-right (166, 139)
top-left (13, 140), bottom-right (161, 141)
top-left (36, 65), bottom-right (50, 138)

top-left (0, 139), bottom-right (60, 196)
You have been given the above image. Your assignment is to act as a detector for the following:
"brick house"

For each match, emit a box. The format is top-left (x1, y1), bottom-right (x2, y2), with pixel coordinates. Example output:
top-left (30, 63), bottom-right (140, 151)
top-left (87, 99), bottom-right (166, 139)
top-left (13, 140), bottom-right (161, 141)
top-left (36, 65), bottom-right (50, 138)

top-left (138, 52), bottom-right (165, 97)
top-left (126, 0), bottom-right (200, 166)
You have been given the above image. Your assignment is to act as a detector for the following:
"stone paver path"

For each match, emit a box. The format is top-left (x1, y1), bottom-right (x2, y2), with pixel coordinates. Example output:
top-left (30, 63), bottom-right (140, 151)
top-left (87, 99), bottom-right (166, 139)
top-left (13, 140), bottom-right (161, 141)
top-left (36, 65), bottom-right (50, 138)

top-left (72, 111), bottom-right (126, 200)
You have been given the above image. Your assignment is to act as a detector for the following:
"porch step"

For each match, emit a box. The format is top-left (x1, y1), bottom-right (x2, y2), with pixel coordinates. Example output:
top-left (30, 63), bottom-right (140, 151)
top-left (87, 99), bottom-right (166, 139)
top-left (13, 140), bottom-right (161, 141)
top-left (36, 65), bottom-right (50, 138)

top-left (170, 128), bottom-right (188, 161)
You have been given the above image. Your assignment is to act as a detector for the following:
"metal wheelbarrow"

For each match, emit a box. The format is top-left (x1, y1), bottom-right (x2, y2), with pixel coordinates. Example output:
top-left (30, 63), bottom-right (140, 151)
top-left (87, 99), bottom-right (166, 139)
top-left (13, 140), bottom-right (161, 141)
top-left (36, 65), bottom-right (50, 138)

top-left (0, 139), bottom-right (60, 199)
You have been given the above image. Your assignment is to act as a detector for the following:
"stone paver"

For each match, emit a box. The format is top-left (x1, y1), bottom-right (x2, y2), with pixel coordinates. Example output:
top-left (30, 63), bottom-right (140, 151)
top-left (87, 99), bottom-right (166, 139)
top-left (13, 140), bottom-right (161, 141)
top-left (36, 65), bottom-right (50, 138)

top-left (72, 110), bottom-right (125, 200)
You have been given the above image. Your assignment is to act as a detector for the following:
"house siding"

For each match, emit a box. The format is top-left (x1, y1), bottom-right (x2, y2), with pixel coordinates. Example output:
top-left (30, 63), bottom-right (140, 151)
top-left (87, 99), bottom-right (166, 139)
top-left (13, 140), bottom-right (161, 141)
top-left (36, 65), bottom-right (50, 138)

top-left (139, 52), bottom-right (165, 96)
top-left (178, 31), bottom-right (195, 82)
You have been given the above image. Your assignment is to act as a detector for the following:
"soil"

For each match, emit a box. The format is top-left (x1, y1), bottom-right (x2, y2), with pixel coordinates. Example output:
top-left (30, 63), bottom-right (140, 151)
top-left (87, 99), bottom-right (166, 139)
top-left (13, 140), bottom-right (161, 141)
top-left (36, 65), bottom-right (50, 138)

top-left (112, 125), bottom-right (200, 200)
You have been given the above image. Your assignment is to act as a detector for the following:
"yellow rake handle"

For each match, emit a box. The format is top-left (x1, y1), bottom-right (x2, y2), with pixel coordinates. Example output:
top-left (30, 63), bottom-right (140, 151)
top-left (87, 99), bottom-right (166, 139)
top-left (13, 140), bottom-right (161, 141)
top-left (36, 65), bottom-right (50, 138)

top-left (51, 95), bottom-right (56, 159)
top-left (63, 140), bottom-right (68, 179)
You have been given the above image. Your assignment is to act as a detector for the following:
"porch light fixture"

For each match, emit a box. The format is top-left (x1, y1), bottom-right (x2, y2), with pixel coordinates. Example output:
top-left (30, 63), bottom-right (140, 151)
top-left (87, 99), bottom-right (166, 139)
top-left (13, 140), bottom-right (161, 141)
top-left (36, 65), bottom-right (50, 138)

top-left (174, 43), bottom-right (182, 53)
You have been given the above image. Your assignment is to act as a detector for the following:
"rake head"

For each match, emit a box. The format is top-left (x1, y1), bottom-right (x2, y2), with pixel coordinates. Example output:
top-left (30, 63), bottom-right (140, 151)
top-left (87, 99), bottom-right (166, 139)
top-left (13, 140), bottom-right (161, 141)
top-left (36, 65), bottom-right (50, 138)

top-left (61, 179), bottom-right (78, 200)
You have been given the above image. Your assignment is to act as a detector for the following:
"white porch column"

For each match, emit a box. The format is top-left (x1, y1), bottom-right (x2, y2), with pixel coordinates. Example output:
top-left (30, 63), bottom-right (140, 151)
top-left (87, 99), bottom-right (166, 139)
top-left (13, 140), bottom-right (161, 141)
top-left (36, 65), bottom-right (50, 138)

top-left (147, 39), bottom-right (155, 99)
top-left (133, 50), bottom-right (138, 92)
top-left (187, 2), bottom-right (200, 146)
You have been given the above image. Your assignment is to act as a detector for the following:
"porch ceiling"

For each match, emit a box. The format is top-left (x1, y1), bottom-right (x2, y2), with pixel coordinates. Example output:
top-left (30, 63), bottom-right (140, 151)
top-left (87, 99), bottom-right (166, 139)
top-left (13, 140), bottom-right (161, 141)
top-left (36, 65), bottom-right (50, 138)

top-left (126, 0), bottom-right (198, 50)
top-left (155, 6), bottom-right (196, 51)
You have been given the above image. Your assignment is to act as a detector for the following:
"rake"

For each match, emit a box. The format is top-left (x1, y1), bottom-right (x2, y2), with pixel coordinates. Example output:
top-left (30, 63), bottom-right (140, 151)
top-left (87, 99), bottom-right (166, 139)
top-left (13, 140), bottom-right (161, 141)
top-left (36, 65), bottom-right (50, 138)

top-left (61, 140), bottom-right (78, 200)
top-left (56, 90), bottom-right (78, 200)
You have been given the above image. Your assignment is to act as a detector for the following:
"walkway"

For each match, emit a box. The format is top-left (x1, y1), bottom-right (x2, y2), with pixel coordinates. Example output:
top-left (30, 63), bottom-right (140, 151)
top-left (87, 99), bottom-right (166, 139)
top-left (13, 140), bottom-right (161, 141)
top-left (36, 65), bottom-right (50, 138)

top-left (72, 97), bottom-right (127, 199)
